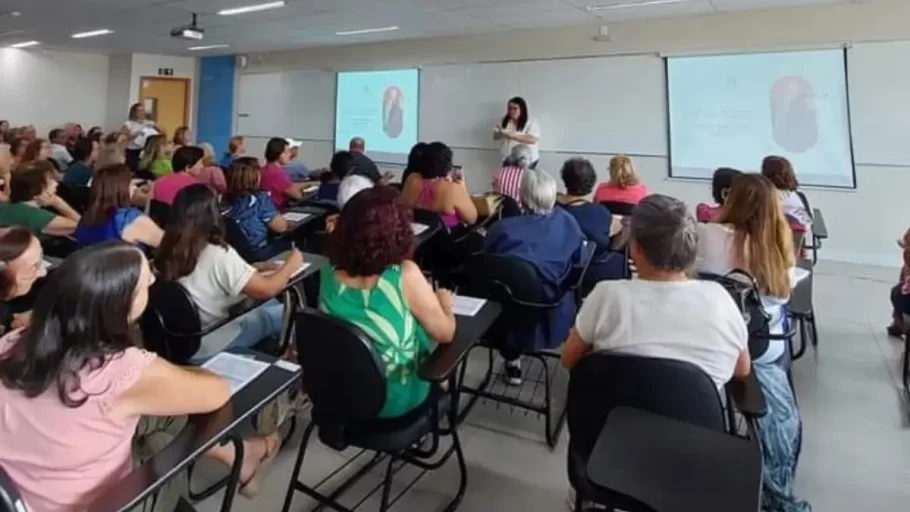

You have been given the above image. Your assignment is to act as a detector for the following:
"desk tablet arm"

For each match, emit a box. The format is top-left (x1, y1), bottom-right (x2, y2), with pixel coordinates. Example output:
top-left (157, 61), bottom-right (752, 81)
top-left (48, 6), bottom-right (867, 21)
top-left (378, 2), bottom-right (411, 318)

top-left (725, 371), bottom-right (768, 420)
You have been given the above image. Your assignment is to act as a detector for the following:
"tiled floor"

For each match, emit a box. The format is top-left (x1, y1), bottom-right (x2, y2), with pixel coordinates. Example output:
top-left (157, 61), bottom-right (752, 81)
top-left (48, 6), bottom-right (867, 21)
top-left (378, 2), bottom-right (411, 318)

top-left (198, 261), bottom-right (910, 512)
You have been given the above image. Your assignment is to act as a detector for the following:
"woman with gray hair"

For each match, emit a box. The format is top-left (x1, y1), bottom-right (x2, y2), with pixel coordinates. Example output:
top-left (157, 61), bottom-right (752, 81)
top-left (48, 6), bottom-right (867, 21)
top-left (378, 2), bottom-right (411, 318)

top-left (483, 168), bottom-right (586, 384)
top-left (560, 193), bottom-right (751, 386)
top-left (491, 144), bottom-right (532, 204)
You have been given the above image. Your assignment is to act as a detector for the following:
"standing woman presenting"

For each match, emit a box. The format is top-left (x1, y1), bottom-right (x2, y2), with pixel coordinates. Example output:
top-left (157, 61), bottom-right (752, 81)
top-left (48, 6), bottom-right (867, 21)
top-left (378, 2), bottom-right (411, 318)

top-left (122, 103), bottom-right (158, 173)
top-left (494, 97), bottom-right (541, 169)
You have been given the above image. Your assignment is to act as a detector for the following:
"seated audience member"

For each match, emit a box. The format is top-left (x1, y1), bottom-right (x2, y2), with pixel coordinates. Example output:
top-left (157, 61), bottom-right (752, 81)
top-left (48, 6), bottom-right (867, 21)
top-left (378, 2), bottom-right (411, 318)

top-left (62, 137), bottom-right (99, 186)
top-left (761, 155), bottom-right (812, 229)
top-left (0, 226), bottom-right (47, 333)
top-left (152, 146), bottom-right (203, 205)
top-left (21, 138), bottom-right (60, 176)
top-left (492, 144), bottom-right (531, 203)
top-left (219, 136), bottom-right (246, 169)
top-left (260, 137), bottom-right (315, 209)
top-left (593, 155), bottom-right (650, 206)
top-left (0, 242), bottom-right (280, 510)
top-left (558, 158), bottom-right (625, 282)
top-left (223, 157), bottom-right (292, 259)
top-left (694, 173), bottom-right (809, 512)
top-left (75, 164), bottom-right (163, 248)
top-left (86, 126), bottom-right (103, 142)
top-left (349, 152), bottom-right (388, 184)
top-left (197, 143), bottom-right (227, 194)
top-left (401, 142), bottom-right (477, 228)
top-left (0, 161), bottom-right (80, 237)
top-left (172, 126), bottom-right (191, 148)
top-left (48, 128), bottom-right (73, 170)
top-left (888, 228), bottom-right (910, 337)
top-left (560, 194), bottom-right (750, 385)
top-left (9, 137), bottom-right (25, 168)
top-left (0, 144), bottom-right (11, 201)
top-left (320, 186), bottom-right (455, 418)
top-left (317, 151), bottom-right (352, 202)
top-left (140, 135), bottom-right (174, 178)
top-left (284, 139), bottom-right (311, 182)
top-left (696, 167), bottom-right (743, 223)
top-left (20, 125), bottom-right (36, 143)
top-left (337, 174), bottom-right (374, 209)
top-left (401, 142), bottom-right (428, 185)
top-left (484, 169), bottom-right (585, 384)
top-left (157, 184), bottom-right (304, 362)
top-left (348, 136), bottom-right (365, 155)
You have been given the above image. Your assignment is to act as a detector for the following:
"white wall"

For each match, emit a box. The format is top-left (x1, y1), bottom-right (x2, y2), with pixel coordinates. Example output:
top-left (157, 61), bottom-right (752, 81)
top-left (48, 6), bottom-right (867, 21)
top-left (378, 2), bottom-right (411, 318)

top-left (239, 0), bottom-right (910, 267)
top-left (104, 54), bottom-right (133, 131)
top-left (0, 49), bottom-right (109, 135)
top-left (128, 53), bottom-right (198, 129)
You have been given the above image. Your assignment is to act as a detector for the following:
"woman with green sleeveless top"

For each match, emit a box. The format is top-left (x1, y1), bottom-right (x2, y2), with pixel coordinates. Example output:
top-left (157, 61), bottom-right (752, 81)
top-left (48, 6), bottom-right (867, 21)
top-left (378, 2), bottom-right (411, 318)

top-left (319, 186), bottom-right (457, 418)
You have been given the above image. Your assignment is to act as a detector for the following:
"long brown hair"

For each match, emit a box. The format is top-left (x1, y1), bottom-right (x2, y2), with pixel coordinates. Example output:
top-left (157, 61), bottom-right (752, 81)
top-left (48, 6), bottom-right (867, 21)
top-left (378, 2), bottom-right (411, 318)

top-left (0, 226), bottom-right (34, 300)
top-left (156, 184), bottom-right (226, 281)
top-left (716, 174), bottom-right (794, 298)
top-left (224, 157), bottom-right (261, 201)
top-left (21, 139), bottom-right (47, 164)
top-left (83, 165), bottom-right (133, 225)
top-left (761, 155), bottom-right (798, 191)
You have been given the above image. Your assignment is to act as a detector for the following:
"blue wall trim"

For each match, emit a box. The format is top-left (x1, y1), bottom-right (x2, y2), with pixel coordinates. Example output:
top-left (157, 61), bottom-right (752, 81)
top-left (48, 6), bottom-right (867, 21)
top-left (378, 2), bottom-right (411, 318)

top-left (196, 56), bottom-right (235, 157)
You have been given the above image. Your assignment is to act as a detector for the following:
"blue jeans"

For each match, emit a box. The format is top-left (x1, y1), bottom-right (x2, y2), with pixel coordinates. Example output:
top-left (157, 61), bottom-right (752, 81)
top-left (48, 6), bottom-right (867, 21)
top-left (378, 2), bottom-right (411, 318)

top-left (191, 300), bottom-right (285, 364)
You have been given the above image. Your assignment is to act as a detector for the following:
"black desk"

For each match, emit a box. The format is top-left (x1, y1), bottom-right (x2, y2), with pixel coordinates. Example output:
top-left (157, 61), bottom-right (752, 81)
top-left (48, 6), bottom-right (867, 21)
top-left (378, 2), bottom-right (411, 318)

top-left (89, 352), bottom-right (303, 512)
top-left (586, 407), bottom-right (762, 512)
top-left (419, 300), bottom-right (502, 383)
top-left (411, 222), bottom-right (442, 248)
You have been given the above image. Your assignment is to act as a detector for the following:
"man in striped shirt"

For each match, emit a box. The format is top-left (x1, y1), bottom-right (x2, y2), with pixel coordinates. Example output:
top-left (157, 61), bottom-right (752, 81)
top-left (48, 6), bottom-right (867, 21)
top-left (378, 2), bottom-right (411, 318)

top-left (492, 144), bottom-right (533, 204)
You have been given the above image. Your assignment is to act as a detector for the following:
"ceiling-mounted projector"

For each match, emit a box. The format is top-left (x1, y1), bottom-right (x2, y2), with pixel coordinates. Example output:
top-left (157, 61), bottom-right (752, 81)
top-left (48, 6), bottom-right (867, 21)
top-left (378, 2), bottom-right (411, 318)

top-left (171, 13), bottom-right (204, 41)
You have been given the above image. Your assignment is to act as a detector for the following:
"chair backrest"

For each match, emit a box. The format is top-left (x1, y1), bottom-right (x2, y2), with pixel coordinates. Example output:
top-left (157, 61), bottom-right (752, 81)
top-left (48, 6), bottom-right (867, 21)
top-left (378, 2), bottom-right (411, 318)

top-left (56, 182), bottom-right (90, 214)
top-left (567, 353), bottom-right (726, 464)
top-left (598, 201), bottom-right (636, 216)
top-left (0, 465), bottom-right (24, 512)
top-left (148, 200), bottom-right (171, 228)
top-left (222, 215), bottom-right (257, 263)
top-left (462, 252), bottom-right (548, 305)
top-left (795, 190), bottom-right (813, 220)
top-left (498, 195), bottom-right (522, 219)
top-left (295, 309), bottom-right (386, 447)
top-left (139, 279), bottom-right (203, 364)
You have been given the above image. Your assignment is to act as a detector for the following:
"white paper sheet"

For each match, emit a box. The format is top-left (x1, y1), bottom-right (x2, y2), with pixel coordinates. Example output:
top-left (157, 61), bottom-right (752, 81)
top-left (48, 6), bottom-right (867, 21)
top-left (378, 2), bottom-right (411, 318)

top-left (285, 212), bottom-right (311, 223)
top-left (411, 223), bottom-right (429, 235)
top-left (452, 295), bottom-right (486, 317)
top-left (202, 352), bottom-right (270, 395)
top-left (274, 359), bottom-right (301, 373)
top-left (269, 261), bottom-right (312, 279)
top-left (41, 260), bottom-right (53, 269)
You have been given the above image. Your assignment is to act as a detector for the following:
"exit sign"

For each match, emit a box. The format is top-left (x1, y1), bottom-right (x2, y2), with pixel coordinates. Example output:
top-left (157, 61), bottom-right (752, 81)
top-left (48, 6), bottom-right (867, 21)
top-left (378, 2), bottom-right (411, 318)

top-left (157, 68), bottom-right (174, 76)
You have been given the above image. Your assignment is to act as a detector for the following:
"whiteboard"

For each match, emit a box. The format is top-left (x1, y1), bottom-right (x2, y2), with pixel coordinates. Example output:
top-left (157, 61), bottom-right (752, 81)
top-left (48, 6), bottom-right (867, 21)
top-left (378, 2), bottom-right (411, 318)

top-left (848, 41), bottom-right (910, 166)
top-left (236, 70), bottom-right (335, 141)
top-left (419, 55), bottom-right (668, 156)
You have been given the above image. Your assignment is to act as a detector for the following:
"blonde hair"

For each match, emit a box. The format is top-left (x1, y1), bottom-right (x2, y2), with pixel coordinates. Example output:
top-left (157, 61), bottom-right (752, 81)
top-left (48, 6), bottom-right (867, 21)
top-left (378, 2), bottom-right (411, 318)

top-left (140, 135), bottom-right (167, 171)
top-left (96, 144), bottom-right (126, 168)
top-left (608, 155), bottom-right (639, 188)
top-left (199, 142), bottom-right (215, 166)
top-left (716, 174), bottom-right (794, 298)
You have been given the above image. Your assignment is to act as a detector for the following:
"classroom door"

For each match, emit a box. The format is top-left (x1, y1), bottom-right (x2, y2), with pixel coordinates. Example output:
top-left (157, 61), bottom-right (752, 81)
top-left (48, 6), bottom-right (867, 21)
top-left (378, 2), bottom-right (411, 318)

top-left (139, 77), bottom-right (189, 139)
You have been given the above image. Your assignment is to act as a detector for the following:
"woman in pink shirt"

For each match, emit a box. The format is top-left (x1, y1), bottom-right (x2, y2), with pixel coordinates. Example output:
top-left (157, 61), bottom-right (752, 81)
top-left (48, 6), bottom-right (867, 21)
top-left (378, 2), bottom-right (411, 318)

top-left (0, 243), bottom-right (279, 511)
top-left (197, 143), bottom-right (227, 194)
top-left (593, 155), bottom-right (650, 206)
top-left (152, 146), bottom-right (202, 206)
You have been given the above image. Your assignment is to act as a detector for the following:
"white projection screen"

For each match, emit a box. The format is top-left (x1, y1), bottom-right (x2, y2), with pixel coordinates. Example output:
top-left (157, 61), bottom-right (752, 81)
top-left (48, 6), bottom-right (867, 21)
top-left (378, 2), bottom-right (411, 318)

top-left (667, 49), bottom-right (855, 188)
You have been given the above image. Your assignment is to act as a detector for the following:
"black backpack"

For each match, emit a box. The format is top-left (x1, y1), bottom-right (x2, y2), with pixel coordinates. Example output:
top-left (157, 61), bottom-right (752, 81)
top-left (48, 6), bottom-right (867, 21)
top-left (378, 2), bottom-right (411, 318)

top-left (704, 269), bottom-right (771, 359)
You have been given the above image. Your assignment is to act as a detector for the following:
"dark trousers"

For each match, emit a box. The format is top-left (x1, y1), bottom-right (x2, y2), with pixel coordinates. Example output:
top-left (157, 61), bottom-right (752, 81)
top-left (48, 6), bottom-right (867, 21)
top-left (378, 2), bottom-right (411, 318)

top-left (125, 149), bottom-right (141, 173)
top-left (891, 284), bottom-right (910, 317)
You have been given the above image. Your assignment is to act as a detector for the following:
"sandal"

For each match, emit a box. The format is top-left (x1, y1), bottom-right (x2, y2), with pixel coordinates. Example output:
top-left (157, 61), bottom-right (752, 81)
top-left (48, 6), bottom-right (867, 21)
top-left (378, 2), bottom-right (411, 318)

top-left (886, 324), bottom-right (904, 338)
top-left (239, 434), bottom-right (281, 499)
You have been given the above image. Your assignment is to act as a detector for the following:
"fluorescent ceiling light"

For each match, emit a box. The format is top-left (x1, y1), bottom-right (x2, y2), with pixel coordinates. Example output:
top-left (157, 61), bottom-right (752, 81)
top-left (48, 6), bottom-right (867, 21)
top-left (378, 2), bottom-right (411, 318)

top-left (71, 29), bottom-right (114, 39)
top-left (188, 44), bottom-right (230, 51)
top-left (586, 0), bottom-right (691, 11)
top-left (9, 41), bottom-right (40, 49)
top-left (218, 1), bottom-right (285, 16)
top-left (335, 26), bottom-right (399, 36)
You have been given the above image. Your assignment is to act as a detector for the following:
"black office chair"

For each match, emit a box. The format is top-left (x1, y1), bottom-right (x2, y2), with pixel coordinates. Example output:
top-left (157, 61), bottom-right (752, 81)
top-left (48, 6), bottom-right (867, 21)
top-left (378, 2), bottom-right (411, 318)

top-left (598, 201), bottom-right (636, 216)
top-left (282, 309), bottom-right (467, 512)
top-left (148, 199), bottom-right (171, 228)
top-left (788, 232), bottom-right (818, 360)
top-left (456, 252), bottom-right (587, 447)
top-left (40, 235), bottom-right (81, 259)
top-left (567, 353), bottom-right (763, 511)
top-left (0, 465), bottom-right (25, 512)
top-left (140, 279), bottom-right (204, 364)
top-left (901, 314), bottom-right (910, 419)
top-left (795, 191), bottom-right (824, 265)
top-left (56, 182), bottom-right (90, 214)
top-left (496, 194), bottom-right (522, 219)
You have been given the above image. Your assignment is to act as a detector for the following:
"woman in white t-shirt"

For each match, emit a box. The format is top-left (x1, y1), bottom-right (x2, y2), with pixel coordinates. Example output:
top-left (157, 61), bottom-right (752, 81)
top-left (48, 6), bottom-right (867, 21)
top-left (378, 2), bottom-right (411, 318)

top-left (693, 173), bottom-right (811, 512)
top-left (122, 103), bottom-right (159, 173)
top-left (493, 96), bottom-right (541, 169)
top-left (155, 184), bottom-right (305, 363)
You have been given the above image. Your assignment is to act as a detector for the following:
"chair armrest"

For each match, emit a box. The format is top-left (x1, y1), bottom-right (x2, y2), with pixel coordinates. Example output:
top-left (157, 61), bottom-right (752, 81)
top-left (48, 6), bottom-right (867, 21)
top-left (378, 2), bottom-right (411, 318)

top-left (811, 208), bottom-right (828, 240)
top-left (725, 371), bottom-right (768, 418)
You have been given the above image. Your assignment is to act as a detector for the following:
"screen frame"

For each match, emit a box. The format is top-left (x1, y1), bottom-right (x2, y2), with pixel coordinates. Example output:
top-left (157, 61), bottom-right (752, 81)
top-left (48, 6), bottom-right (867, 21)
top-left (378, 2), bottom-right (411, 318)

top-left (332, 67), bottom-right (421, 167)
top-left (664, 48), bottom-right (858, 190)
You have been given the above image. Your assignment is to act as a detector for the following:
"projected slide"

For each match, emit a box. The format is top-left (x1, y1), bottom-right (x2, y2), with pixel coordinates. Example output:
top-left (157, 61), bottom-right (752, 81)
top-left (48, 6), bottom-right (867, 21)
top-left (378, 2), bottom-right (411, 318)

top-left (667, 50), bottom-right (854, 187)
top-left (335, 69), bottom-right (419, 164)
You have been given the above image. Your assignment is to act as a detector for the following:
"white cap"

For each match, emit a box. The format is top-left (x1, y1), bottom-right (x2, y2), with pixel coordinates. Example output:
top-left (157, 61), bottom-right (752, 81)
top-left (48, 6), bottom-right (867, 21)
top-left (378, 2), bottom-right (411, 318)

top-left (285, 138), bottom-right (302, 149)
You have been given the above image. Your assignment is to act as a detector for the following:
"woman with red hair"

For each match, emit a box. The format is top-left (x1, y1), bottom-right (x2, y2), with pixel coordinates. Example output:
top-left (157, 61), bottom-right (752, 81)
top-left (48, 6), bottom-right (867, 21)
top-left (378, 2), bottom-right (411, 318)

top-left (320, 186), bottom-right (456, 418)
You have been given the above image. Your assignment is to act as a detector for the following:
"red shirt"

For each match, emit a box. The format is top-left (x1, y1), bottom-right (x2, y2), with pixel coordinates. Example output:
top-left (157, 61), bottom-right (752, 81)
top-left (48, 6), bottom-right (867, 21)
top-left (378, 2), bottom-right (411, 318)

top-left (152, 173), bottom-right (198, 205)
top-left (593, 183), bottom-right (650, 205)
top-left (260, 162), bottom-right (293, 208)
top-left (491, 166), bottom-right (524, 203)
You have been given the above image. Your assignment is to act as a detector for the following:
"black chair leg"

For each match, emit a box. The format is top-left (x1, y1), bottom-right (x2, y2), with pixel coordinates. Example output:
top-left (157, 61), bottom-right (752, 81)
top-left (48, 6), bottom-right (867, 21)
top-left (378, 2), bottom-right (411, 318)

top-left (444, 427), bottom-right (468, 512)
top-left (379, 455), bottom-right (397, 512)
top-left (281, 421), bottom-right (316, 512)
top-left (809, 312), bottom-right (819, 349)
